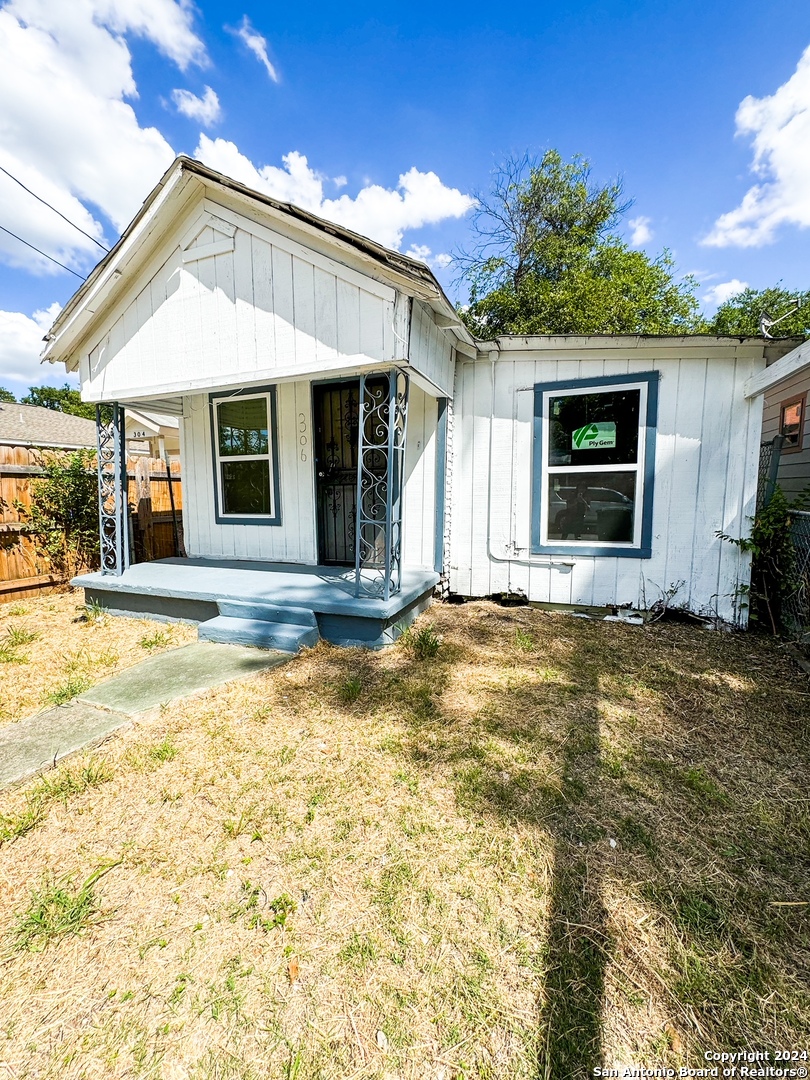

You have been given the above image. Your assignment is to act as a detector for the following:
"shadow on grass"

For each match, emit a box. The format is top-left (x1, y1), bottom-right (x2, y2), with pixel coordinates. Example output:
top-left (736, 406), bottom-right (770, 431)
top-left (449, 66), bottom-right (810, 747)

top-left (540, 701), bottom-right (611, 1079)
top-left (380, 613), bottom-right (614, 1078)
top-left (379, 605), bottom-right (810, 1076)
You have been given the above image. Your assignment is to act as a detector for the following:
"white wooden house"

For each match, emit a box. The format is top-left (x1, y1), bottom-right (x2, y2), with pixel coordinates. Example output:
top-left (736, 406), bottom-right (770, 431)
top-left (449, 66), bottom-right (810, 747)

top-left (41, 156), bottom-right (795, 646)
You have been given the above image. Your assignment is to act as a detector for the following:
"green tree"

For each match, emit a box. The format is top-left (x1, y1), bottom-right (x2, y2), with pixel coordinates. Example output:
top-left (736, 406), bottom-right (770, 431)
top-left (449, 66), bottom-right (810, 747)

top-left (706, 286), bottom-right (810, 338)
top-left (456, 150), bottom-right (705, 337)
top-left (0, 387), bottom-right (15, 403)
top-left (21, 383), bottom-right (95, 420)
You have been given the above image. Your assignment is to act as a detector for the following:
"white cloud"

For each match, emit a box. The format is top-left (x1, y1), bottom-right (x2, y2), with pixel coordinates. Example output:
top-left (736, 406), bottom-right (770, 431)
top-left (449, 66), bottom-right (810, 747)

top-left (89, 0), bottom-right (207, 70)
top-left (404, 245), bottom-right (453, 271)
top-left (0, 0), bottom-right (207, 277)
top-left (171, 85), bottom-right (221, 125)
top-left (231, 15), bottom-right (279, 82)
top-left (195, 136), bottom-right (476, 251)
top-left (0, 157), bottom-right (105, 274)
top-left (628, 215), bottom-right (653, 247)
top-left (702, 279), bottom-right (749, 307)
top-left (0, 302), bottom-right (73, 394)
top-left (703, 45), bottom-right (810, 247)
top-left (404, 244), bottom-right (431, 264)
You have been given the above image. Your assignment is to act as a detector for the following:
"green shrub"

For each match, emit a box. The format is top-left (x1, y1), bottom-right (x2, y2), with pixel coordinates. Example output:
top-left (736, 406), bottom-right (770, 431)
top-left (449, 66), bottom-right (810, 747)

top-left (17, 449), bottom-right (99, 577)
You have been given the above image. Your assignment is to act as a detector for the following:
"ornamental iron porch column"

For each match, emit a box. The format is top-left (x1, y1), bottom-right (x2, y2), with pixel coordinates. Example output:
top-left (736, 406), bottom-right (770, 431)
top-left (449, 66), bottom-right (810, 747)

top-left (96, 403), bottom-right (129, 575)
top-left (355, 370), bottom-right (409, 600)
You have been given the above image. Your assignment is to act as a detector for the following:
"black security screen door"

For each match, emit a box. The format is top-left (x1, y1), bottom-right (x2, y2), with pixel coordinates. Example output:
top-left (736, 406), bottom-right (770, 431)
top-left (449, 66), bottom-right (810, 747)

top-left (313, 382), bottom-right (359, 565)
top-left (312, 380), bottom-right (378, 565)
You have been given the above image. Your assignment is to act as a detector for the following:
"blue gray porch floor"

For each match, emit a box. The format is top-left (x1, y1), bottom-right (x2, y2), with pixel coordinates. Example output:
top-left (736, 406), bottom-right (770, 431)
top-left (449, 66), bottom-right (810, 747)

top-left (72, 558), bottom-right (439, 648)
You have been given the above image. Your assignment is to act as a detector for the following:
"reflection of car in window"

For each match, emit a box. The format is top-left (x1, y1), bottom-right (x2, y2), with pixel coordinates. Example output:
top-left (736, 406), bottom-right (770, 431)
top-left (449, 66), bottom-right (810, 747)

top-left (549, 487), bottom-right (633, 541)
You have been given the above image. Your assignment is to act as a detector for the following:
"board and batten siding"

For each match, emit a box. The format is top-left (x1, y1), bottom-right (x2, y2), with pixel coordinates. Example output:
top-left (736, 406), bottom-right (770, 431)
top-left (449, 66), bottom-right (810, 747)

top-left (401, 385), bottom-right (440, 570)
top-left (408, 300), bottom-right (455, 397)
top-left (180, 378), bottom-right (439, 570)
top-left (449, 346), bottom-right (764, 623)
top-left (80, 200), bottom-right (401, 402)
top-left (180, 381), bottom-right (317, 563)
top-left (763, 371), bottom-right (810, 499)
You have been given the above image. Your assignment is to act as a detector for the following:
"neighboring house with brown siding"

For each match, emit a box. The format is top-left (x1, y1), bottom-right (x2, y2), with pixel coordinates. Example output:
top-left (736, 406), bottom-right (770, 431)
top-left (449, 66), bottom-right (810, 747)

top-left (760, 343), bottom-right (810, 500)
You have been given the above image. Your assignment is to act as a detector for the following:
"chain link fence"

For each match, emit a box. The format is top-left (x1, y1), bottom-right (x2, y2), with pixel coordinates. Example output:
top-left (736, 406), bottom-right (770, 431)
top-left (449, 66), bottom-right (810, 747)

top-left (757, 436), bottom-right (784, 512)
top-left (783, 510), bottom-right (810, 639)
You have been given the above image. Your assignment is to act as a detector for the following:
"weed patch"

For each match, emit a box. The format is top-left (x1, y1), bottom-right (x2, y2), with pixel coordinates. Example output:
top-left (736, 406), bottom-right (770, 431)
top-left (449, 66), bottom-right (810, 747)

top-left (399, 622), bottom-right (441, 658)
top-left (139, 629), bottom-right (171, 650)
top-left (13, 863), bottom-right (118, 951)
top-left (43, 674), bottom-right (92, 705)
top-left (148, 735), bottom-right (177, 763)
top-left (337, 674), bottom-right (362, 704)
top-left (5, 624), bottom-right (39, 648)
top-left (230, 882), bottom-right (297, 933)
top-left (0, 760), bottom-right (112, 848)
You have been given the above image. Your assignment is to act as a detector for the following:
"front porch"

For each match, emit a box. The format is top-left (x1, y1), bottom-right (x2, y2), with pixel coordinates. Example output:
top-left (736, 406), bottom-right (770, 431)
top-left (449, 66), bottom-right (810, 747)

top-left (73, 558), bottom-right (439, 649)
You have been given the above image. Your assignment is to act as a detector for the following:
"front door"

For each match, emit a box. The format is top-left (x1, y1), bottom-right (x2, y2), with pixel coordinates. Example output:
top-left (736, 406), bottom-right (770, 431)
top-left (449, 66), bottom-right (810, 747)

top-left (313, 381), bottom-right (361, 565)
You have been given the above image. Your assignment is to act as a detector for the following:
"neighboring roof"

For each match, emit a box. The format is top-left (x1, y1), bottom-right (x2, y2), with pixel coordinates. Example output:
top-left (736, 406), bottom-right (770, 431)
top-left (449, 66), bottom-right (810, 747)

top-left (0, 403), bottom-right (96, 448)
top-left (125, 408), bottom-right (180, 436)
top-left (43, 155), bottom-right (474, 368)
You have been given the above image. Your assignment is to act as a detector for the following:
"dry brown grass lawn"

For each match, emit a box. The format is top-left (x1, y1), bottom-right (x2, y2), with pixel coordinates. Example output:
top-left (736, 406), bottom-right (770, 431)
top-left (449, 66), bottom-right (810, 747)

top-left (0, 590), bottom-right (196, 722)
top-left (0, 600), bottom-right (808, 1079)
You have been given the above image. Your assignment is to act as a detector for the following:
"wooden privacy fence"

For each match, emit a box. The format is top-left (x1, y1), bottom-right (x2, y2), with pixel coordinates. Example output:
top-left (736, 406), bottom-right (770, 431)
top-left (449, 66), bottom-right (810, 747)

top-left (129, 456), bottom-right (184, 564)
top-left (0, 445), bottom-right (182, 603)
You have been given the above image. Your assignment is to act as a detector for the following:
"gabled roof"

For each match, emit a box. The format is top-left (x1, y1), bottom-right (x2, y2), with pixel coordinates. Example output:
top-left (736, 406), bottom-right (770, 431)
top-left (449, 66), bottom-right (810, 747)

top-left (42, 155), bottom-right (473, 368)
top-left (0, 403), bottom-right (96, 448)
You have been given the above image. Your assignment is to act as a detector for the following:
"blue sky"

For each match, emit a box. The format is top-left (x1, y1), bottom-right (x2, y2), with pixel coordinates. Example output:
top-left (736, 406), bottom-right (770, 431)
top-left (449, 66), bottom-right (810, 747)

top-left (1, 0), bottom-right (810, 397)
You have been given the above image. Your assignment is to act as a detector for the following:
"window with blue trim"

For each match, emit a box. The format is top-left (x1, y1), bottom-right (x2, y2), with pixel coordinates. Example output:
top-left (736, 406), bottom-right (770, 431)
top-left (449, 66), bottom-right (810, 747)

top-left (210, 387), bottom-right (281, 525)
top-left (532, 372), bottom-right (658, 558)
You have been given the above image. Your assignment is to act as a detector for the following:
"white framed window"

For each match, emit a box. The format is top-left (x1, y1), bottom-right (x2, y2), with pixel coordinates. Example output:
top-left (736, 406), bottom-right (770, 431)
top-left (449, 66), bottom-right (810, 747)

top-left (531, 372), bottom-right (658, 558)
top-left (209, 387), bottom-right (281, 525)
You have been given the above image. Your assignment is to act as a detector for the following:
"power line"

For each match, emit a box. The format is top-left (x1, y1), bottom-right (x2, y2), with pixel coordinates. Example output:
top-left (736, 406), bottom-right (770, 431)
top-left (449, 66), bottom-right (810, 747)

top-left (0, 164), bottom-right (110, 252)
top-left (0, 225), bottom-right (86, 280)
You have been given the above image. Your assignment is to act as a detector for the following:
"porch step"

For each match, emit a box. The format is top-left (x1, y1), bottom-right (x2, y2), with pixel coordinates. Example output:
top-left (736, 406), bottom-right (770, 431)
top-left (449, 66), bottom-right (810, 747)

top-left (216, 600), bottom-right (317, 626)
top-left (198, 616), bottom-right (319, 652)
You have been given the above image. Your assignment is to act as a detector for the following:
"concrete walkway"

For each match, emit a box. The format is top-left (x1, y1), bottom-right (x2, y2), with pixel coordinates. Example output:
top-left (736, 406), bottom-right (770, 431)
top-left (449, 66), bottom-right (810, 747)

top-left (0, 642), bottom-right (289, 791)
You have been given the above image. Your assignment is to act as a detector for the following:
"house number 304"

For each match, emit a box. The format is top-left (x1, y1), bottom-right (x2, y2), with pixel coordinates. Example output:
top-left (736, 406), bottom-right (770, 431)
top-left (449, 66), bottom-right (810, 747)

top-left (298, 412), bottom-right (308, 462)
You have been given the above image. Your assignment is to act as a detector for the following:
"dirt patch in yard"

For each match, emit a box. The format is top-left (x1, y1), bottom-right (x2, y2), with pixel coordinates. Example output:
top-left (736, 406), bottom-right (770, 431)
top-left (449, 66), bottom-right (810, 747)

top-left (0, 602), bottom-right (808, 1078)
top-left (0, 589), bottom-right (197, 723)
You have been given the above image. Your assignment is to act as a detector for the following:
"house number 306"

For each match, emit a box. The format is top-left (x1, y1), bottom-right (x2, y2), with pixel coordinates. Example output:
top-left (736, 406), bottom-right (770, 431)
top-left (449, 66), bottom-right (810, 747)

top-left (298, 412), bottom-right (308, 462)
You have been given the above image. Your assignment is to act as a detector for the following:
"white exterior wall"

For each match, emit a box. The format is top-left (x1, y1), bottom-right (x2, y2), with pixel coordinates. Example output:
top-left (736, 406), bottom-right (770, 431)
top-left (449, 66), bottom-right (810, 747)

top-left (409, 300), bottom-right (455, 396)
top-left (449, 346), bottom-right (765, 623)
top-left (402, 385), bottom-right (439, 570)
top-left (80, 200), bottom-right (400, 402)
top-left (181, 377), bottom-right (439, 569)
top-left (180, 380), bottom-right (317, 563)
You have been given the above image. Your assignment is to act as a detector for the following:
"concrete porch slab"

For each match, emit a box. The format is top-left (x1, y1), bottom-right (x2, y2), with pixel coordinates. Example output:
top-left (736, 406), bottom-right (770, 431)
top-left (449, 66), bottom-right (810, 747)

top-left (73, 559), bottom-right (439, 621)
top-left (72, 558), bottom-right (439, 647)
